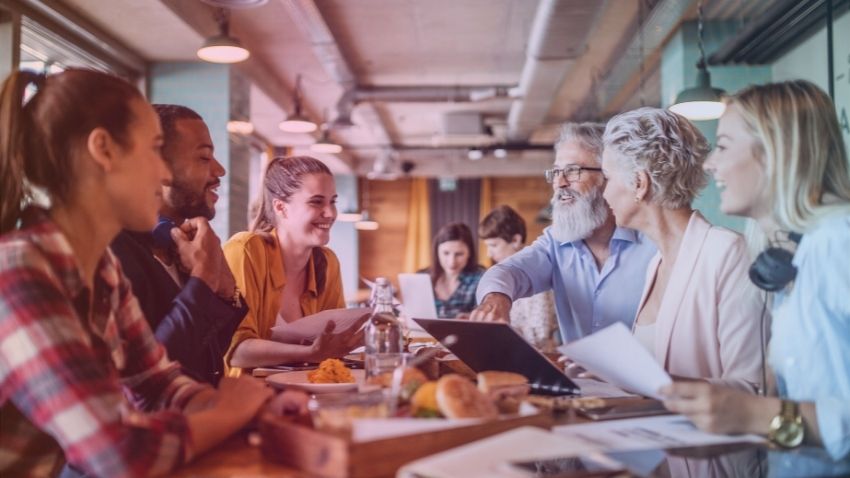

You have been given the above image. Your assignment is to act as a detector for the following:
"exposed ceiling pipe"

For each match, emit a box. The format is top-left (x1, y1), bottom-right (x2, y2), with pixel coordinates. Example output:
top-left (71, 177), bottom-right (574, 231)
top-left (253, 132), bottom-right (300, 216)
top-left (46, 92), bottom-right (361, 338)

top-left (280, 0), bottom-right (392, 146)
top-left (333, 85), bottom-right (516, 126)
top-left (352, 85), bottom-right (515, 103)
top-left (507, 0), bottom-right (601, 141)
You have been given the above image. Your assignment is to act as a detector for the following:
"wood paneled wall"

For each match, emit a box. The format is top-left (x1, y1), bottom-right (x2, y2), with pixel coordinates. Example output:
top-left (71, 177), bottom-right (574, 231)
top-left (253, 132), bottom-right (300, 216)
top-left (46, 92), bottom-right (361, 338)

top-left (358, 177), bottom-right (553, 283)
top-left (489, 177), bottom-right (553, 245)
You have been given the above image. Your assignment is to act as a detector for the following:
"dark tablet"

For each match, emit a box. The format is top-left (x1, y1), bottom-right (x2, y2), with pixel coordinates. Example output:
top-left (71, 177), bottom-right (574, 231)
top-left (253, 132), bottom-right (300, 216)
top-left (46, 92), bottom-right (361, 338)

top-left (414, 318), bottom-right (580, 396)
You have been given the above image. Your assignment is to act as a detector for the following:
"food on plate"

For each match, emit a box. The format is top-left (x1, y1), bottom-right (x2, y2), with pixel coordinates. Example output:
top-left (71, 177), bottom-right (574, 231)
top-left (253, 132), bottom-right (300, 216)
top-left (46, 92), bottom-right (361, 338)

top-left (410, 381), bottom-right (440, 418)
top-left (476, 371), bottom-right (530, 414)
top-left (435, 374), bottom-right (498, 419)
top-left (307, 358), bottom-right (355, 384)
top-left (367, 366), bottom-right (429, 399)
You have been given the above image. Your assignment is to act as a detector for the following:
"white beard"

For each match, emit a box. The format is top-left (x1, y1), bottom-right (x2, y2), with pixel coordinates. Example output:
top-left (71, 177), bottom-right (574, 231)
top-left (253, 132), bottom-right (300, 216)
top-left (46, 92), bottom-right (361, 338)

top-left (549, 186), bottom-right (609, 243)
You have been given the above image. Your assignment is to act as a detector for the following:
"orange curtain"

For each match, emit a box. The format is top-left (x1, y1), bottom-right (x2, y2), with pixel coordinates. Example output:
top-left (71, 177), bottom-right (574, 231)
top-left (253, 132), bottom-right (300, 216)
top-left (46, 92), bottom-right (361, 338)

top-left (403, 178), bottom-right (432, 272)
top-left (478, 177), bottom-right (493, 268)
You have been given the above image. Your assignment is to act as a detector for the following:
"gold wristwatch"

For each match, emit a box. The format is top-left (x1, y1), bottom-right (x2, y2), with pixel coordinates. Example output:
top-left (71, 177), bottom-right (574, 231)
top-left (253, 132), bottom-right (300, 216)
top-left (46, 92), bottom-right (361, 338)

top-left (767, 399), bottom-right (804, 448)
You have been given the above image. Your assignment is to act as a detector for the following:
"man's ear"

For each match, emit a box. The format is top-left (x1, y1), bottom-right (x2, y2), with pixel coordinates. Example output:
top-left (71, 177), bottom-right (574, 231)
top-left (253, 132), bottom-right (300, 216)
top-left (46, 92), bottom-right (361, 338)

top-left (634, 170), bottom-right (651, 201)
top-left (272, 198), bottom-right (286, 218)
top-left (86, 127), bottom-right (117, 173)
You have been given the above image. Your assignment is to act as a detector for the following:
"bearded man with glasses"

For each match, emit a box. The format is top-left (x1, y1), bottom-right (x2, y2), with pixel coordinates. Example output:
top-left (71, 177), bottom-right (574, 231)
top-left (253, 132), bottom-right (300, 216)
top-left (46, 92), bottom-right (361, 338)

top-left (471, 122), bottom-right (657, 345)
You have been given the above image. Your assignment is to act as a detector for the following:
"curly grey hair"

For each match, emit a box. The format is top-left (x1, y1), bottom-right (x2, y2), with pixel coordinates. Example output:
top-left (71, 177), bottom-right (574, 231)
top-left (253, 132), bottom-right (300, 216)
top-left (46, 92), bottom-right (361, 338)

top-left (555, 122), bottom-right (606, 165)
top-left (603, 107), bottom-right (710, 209)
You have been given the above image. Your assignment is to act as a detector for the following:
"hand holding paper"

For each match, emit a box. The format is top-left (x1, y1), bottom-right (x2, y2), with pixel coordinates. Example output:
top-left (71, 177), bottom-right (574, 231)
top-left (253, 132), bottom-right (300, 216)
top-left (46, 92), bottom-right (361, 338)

top-left (558, 323), bottom-right (672, 399)
top-left (270, 307), bottom-right (371, 343)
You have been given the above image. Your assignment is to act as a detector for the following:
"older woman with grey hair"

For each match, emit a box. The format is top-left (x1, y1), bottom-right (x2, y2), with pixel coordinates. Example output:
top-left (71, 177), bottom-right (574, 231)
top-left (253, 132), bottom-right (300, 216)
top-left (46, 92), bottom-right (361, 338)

top-left (601, 107), bottom-right (765, 393)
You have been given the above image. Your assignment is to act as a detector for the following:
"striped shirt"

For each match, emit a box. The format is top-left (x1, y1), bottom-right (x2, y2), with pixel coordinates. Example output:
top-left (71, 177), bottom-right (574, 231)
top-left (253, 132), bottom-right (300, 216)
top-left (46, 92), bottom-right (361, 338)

top-left (0, 209), bottom-right (208, 477)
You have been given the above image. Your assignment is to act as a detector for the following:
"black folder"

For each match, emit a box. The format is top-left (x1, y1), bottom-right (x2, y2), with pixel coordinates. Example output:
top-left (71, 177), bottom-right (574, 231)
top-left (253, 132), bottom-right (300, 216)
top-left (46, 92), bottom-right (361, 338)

top-left (413, 318), bottom-right (580, 396)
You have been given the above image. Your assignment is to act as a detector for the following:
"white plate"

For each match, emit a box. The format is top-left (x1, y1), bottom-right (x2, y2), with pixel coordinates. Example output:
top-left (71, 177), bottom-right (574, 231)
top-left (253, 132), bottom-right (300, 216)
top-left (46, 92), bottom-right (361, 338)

top-left (266, 369), bottom-right (365, 394)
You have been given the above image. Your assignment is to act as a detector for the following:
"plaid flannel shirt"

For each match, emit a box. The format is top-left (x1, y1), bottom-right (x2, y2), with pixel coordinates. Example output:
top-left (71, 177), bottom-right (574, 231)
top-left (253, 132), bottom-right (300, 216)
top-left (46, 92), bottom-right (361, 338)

top-left (434, 269), bottom-right (484, 318)
top-left (0, 209), bottom-right (209, 477)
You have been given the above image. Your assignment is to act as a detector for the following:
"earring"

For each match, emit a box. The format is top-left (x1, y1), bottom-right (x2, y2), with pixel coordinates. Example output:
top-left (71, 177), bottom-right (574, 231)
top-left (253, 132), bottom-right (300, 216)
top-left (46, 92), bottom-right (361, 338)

top-left (634, 196), bottom-right (640, 203)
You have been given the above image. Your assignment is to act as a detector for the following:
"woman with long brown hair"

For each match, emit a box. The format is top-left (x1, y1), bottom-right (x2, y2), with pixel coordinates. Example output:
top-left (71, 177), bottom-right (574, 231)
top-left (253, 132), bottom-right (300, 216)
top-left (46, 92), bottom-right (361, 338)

top-left (425, 222), bottom-right (485, 318)
top-left (0, 69), bottom-right (272, 477)
top-left (224, 156), bottom-right (364, 375)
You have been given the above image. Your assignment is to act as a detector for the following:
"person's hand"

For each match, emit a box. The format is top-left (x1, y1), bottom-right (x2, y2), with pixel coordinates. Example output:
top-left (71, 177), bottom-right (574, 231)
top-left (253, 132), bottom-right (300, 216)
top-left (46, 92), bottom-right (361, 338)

top-left (214, 376), bottom-right (274, 422)
top-left (455, 312), bottom-right (470, 320)
top-left (264, 390), bottom-right (310, 418)
top-left (308, 315), bottom-right (368, 362)
top-left (659, 381), bottom-right (777, 435)
top-left (171, 217), bottom-right (236, 298)
top-left (469, 293), bottom-right (511, 322)
top-left (557, 356), bottom-right (598, 380)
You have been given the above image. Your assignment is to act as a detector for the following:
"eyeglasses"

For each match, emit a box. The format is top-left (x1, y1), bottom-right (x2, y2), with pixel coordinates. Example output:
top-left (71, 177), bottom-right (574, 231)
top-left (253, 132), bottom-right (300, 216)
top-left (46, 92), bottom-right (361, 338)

top-left (544, 166), bottom-right (603, 184)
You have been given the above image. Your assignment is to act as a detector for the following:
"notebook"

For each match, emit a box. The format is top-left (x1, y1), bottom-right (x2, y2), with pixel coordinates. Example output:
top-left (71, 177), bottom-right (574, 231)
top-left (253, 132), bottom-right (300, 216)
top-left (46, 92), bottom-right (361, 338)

top-left (413, 318), bottom-right (580, 396)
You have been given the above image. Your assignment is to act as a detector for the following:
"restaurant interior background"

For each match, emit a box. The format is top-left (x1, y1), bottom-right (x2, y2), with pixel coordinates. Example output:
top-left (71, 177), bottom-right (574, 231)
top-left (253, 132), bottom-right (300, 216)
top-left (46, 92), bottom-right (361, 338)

top-left (1, 0), bottom-right (848, 303)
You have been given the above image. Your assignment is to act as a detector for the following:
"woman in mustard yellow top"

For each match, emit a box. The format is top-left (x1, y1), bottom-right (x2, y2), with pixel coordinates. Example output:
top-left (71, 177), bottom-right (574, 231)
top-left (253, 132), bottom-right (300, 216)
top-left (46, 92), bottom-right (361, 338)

top-left (223, 156), bottom-right (363, 375)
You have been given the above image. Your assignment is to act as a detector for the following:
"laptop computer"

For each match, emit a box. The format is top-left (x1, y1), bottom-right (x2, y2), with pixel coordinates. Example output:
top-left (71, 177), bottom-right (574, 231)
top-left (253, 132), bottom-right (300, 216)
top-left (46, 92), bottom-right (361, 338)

top-left (398, 273), bottom-right (439, 331)
top-left (413, 318), bottom-right (580, 396)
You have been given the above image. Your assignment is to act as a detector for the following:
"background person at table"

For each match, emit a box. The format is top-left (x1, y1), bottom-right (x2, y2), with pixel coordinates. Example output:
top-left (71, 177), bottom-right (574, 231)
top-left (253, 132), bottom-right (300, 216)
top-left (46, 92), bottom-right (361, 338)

top-left (661, 80), bottom-right (850, 460)
top-left (0, 68), bottom-right (272, 477)
top-left (224, 156), bottom-right (364, 375)
top-left (110, 104), bottom-right (245, 386)
top-left (424, 222), bottom-right (484, 319)
top-left (479, 205), bottom-right (558, 352)
top-left (471, 123), bottom-right (657, 343)
top-left (601, 107), bottom-right (764, 392)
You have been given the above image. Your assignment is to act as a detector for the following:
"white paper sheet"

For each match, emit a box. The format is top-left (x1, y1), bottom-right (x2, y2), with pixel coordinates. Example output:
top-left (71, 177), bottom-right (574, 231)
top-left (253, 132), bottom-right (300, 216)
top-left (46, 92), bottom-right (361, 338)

top-left (553, 414), bottom-right (765, 451)
top-left (397, 426), bottom-right (600, 478)
top-left (558, 322), bottom-right (672, 399)
top-left (269, 307), bottom-right (371, 343)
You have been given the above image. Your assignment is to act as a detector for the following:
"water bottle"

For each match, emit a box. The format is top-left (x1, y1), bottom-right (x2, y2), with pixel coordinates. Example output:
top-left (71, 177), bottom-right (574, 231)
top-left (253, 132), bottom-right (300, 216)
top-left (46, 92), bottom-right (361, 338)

top-left (365, 277), bottom-right (404, 380)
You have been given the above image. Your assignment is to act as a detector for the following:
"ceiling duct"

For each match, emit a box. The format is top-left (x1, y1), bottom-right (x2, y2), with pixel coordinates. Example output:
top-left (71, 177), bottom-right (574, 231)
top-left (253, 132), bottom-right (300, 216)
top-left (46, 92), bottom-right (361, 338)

top-left (333, 85), bottom-right (515, 129)
top-left (433, 112), bottom-right (494, 147)
top-left (507, 0), bottom-right (601, 141)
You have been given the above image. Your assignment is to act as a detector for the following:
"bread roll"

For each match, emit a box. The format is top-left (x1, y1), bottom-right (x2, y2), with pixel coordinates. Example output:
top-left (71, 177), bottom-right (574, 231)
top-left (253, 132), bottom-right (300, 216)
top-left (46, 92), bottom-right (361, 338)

top-left (435, 374), bottom-right (498, 419)
top-left (476, 371), bottom-right (529, 414)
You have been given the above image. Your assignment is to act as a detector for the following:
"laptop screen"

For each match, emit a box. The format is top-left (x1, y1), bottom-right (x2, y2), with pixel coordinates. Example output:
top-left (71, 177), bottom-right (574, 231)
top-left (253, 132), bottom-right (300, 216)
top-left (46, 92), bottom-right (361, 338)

top-left (413, 318), bottom-right (580, 396)
top-left (398, 273), bottom-right (439, 329)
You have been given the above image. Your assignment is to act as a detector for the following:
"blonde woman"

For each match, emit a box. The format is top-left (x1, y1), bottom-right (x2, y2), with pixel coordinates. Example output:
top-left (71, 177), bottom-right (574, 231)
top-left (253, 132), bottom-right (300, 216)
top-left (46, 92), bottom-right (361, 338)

top-left (601, 107), bottom-right (764, 392)
top-left (661, 80), bottom-right (850, 459)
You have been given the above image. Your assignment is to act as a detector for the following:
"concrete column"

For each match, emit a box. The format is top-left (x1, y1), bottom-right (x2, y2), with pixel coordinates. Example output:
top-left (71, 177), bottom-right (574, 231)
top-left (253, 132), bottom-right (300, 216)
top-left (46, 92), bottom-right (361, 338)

top-left (148, 62), bottom-right (251, 240)
top-left (661, 21), bottom-right (771, 232)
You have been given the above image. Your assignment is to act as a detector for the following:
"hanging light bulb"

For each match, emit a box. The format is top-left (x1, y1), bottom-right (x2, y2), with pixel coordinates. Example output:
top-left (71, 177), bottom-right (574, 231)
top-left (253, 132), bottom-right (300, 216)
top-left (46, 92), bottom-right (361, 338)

top-left (310, 132), bottom-right (343, 154)
top-left (310, 110), bottom-right (343, 154)
top-left (669, 1), bottom-right (726, 121)
top-left (279, 75), bottom-right (318, 133)
top-left (197, 9), bottom-right (250, 64)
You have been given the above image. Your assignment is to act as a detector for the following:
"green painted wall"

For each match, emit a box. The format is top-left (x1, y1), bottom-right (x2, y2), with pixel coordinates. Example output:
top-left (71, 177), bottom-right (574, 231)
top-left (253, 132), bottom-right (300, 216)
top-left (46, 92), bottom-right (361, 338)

top-left (661, 22), bottom-right (771, 232)
top-left (772, 9), bottom-right (850, 159)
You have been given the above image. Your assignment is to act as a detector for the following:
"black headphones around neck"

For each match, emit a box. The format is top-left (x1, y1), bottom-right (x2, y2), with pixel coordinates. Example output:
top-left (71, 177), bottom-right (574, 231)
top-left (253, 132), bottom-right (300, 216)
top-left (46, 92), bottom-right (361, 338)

top-left (748, 232), bottom-right (803, 292)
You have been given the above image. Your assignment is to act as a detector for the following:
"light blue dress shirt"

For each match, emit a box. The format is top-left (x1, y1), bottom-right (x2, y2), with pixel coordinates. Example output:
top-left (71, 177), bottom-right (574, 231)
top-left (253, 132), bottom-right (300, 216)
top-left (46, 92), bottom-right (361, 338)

top-left (770, 213), bottom-right (850, 460)
top-left (476, 226), bottom-right (657, 343)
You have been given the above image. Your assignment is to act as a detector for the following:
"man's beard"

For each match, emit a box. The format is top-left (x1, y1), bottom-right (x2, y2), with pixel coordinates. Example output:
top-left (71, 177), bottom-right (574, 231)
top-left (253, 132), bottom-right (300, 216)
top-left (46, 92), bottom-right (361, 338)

top-left (168, 178), bottom-right (215, 220)
top-left (549, 185), bottom-right (609, 243)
